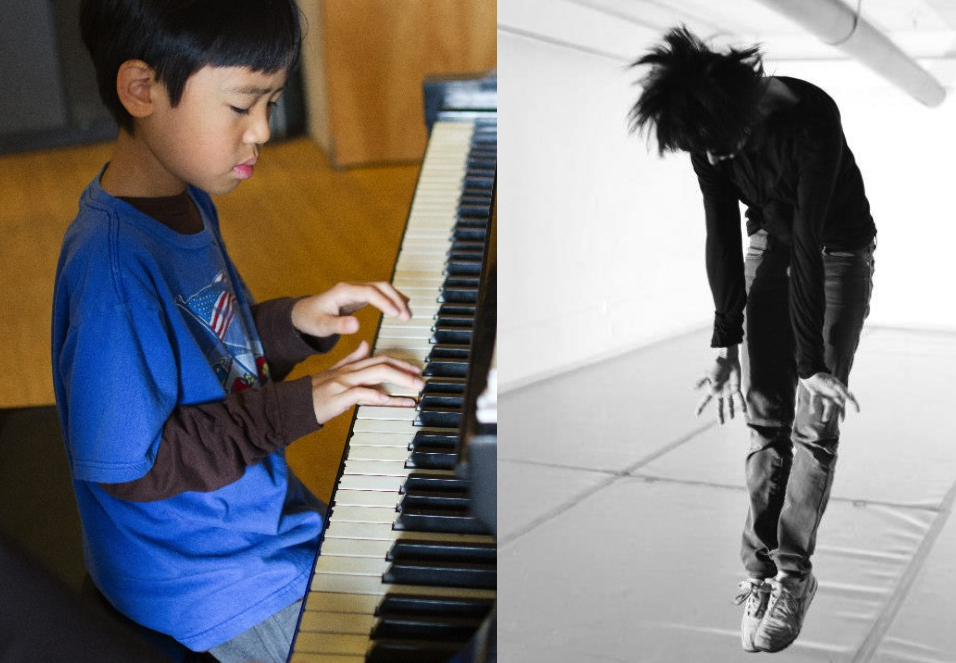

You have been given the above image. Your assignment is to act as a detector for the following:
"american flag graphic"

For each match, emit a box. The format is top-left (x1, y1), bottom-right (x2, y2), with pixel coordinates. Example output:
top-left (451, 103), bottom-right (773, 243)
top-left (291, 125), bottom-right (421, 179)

top-left (182, 273), bottom-right (237, 341)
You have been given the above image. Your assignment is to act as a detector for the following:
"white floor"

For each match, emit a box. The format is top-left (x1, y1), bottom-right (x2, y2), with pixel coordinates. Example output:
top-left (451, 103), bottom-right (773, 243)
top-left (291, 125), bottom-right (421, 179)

top-left (499, 326), bottom-right (956, 662)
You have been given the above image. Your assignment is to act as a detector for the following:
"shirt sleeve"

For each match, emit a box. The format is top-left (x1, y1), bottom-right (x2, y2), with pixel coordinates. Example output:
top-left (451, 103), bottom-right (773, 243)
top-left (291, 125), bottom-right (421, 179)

top-left (99, 376), bottom-right (320, 502)
top-left (250, 297), bottom-right (339, 381)
top-left (691, 153), bottom-right (746, 348)
top-left (98, 297), bottom-right (333, 503)
top-left (790, 111), bottom-right (843, 379)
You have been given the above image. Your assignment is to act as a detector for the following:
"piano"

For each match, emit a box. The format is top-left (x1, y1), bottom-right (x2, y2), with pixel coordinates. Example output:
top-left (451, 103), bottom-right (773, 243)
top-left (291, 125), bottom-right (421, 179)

top-left (288, 72), bottom-right (497, 663)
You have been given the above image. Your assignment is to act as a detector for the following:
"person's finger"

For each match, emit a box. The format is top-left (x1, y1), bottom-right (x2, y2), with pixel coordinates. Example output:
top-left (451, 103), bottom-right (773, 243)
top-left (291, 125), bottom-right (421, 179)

top-left (694, 376), bottom-right (711, 391)
top-left (728, 392), bottom-right (735, 420)
top-left (821, 399), bottom-right (833, 424)
top-left (696, 393), bottom-right (712, 416)
top-left (329, 341), bottom-right (370, 369)
top-left (846, 391), bottom-right (860, 413)
top-left (735, 390), bottom-right (749, 414)
top-left (351, 387), bottom-right (417, 408)
top-left (717, 397), bottom-right (726, 425)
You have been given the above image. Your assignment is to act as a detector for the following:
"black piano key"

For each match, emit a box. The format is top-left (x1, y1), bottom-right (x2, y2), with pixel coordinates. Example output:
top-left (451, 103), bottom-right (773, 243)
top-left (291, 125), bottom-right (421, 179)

top-left (407, 445), bottom-right (458, 470)
top-left (411, 430), bottom-right (458, 446)
top-left (422, 357), bottom-right (469, 378)
top-left (454, 216), bottom-right (489, 229)
top-left (414, 406), bottom-right (462, 429)
top-left (399, 488), bottom-right (470, 509)
top-left (376, 593), bottom-right (494, 619)
top-left (441, 275), bottom-right (480, 290)
top-left (433, 312), bottom-right (474, 328)
top-left (449, 239), bottom-right (485, 252)
top-left (382, 560), bottom-right (495, 590)
top-left (366, 638), bottom-right (465, 663)
top-left (431, 325), bottom-right (472, 345)
top-left (426, 345), bottom-right (470, 361)
top-left (387, 538), bottom-right (496, 562)
top-left (452, 226), bottom-right (487, 242)
top-left (371, 614), bottom-right (485, 642)
top-left (438, 286), bottom-right (478, 304)
top-left (418, 393), bottom-right (463, 410)
top-left (393, 507), bottom-right (489, 535)
top-left (419, 379), bottom-right (466, 395)
top-left (437, 303), bottom-right (476, 318)
top-left (402, 472), bottom-right (470, 493)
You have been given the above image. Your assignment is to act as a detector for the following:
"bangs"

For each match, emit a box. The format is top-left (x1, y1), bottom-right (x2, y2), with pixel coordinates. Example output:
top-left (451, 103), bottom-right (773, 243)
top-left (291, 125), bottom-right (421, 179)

top-left (150, 0), bottom-right (302, 104)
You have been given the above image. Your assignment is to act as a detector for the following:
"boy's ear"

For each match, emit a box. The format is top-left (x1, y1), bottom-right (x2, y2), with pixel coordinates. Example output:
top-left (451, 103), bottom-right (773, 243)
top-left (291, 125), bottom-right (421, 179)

top-left (115, 60), bottom-right (158, 119)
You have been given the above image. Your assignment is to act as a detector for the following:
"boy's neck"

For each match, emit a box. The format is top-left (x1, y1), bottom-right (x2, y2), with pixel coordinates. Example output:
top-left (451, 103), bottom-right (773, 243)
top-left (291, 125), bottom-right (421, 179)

top-left (100, 129), bottom-right (189, 198)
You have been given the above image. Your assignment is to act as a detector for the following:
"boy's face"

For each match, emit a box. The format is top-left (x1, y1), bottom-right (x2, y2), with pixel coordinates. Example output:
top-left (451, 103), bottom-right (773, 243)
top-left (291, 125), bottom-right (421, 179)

top-left (142, 65), bottom-right (287, 196)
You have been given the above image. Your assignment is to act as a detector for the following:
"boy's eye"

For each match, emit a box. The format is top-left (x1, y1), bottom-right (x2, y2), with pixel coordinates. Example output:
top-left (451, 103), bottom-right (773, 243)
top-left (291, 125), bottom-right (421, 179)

top-left (230, 105), bottom-right (251, 115)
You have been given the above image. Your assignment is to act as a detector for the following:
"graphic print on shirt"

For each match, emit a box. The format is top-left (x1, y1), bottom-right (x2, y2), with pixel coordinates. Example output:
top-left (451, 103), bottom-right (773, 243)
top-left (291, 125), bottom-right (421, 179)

top-left (175, 271), bottom-right (269, 393)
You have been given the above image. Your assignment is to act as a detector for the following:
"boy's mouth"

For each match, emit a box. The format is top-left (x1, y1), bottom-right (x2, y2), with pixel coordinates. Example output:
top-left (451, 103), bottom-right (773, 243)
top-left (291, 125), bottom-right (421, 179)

top-left (233, 159), bottom-right (256, 180)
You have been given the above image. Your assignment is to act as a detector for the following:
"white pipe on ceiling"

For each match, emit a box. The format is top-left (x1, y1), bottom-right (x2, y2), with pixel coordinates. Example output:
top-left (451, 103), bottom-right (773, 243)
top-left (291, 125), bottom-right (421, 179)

top-left (758, 0), bottom-right (946, 107)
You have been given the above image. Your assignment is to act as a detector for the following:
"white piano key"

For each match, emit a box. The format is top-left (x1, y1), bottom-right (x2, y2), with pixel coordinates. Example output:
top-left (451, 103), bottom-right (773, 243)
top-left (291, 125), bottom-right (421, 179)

top-left (288, 652), bottom-right (363, 663)
top-left (302, 591), bottom-right (380, 615)
top-left (330, 490), bottom-right (401, 509)
top-left (327, 505), bottom-right (397, 525)
top-left (341, 460), bottom-right (410, 477)
top-left (322, 521), bottom-right (397, 541)
top-left (288, 631), bottom-right (369, 656)
top-left (308, 573), bottom-right (386, 596)
top-left (311, 555), bottom-right (388, 576)
top-left (353, 406), bottom-right (417, 422)
top-left (335, 474), bottom-right (406, 492)
top-left (345, 432), bottom-right (412, 447)
top-left (351, 418), bottom-right (421, 435)
top-left (319, 538), bottom-right (393, 559)
top-left (345, 445), bottom-right (411, 462)
top-left (374, 326), bottom-right (432, 339)
top-left (297, 610), bottom-right (375, 635)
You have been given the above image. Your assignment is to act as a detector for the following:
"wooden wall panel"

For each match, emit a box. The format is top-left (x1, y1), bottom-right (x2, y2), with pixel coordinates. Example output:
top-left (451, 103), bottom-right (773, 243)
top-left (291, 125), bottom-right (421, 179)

top-left (298, 0), bottom-right (496, 166)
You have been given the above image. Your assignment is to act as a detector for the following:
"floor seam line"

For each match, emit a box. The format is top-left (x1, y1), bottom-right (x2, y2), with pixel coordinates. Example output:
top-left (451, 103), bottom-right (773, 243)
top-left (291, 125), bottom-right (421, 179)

top-left (850, 478), bottom-right (956, 662)
top-left (499, 424), bottom-right (715, 550)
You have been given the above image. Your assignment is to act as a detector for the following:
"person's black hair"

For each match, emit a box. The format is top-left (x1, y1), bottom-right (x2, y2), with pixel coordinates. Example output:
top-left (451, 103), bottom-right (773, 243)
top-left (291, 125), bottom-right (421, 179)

top-left (628, 26), bottom-right (765, 156)
top-left (80, 0), bottom-right (302, 134)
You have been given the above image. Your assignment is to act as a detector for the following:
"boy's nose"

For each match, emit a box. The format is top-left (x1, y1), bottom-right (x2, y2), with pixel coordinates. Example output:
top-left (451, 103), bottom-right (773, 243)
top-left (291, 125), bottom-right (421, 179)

top-left (245, 112), bottom-right (271, 145)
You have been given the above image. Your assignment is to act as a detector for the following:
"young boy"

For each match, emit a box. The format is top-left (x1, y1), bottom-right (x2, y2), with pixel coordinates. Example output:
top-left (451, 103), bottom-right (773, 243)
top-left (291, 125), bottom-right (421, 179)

top-left (629, 27), bottom-right (876, 653)
top-left (51, 1), bottom-right (425, 661)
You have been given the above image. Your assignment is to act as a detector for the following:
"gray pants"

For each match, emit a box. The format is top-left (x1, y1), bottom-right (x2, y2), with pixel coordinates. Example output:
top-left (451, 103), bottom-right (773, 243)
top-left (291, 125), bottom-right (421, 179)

top-left (740, 230), bottom-right (875, 579)
top-left (207, 600), bottom-right (302, 663)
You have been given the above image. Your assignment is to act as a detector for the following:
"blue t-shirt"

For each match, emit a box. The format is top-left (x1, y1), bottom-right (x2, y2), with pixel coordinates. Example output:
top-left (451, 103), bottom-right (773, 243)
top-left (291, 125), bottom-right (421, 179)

top-left (51, 170), bottom-right (323, 651)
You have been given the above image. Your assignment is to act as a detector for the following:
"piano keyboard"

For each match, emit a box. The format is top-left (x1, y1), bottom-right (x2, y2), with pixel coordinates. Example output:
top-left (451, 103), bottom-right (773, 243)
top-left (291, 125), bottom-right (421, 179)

top-left (289, 117), bottom-right (497, 663)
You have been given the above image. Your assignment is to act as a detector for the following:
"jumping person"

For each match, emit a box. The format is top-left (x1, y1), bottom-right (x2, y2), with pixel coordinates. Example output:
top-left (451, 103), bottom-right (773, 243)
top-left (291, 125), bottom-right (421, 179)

top-left (628, 26), bottom-right (876, 653)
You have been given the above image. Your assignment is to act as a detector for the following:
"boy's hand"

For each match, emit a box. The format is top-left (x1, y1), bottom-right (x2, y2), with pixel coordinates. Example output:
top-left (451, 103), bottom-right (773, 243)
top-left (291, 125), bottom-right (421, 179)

top-left (694, 345), bottom-right (747, 425)
top-left (799, 372), bottom-right (859, 423)
top-left (292, 282), bottom-right (412, 338)
top-left (310, 341), bottom-right (424, 425)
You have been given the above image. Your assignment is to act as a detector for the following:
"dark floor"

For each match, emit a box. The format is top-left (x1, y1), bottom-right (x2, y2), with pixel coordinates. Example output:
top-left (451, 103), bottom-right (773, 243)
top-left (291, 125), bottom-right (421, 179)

top-left (0, 405), bottom-right (86, 591)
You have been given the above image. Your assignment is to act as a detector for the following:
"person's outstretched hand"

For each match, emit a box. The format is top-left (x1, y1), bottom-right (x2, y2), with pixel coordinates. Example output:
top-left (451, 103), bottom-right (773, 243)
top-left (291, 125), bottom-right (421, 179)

top-left (310, 341), bottom-right (424, 425)
top-left (799, 372), bottom-right (859, 424)
top-left (291, 281), bottom-right (412, 338)
top-left (695, 345), bottom-right (748, 425)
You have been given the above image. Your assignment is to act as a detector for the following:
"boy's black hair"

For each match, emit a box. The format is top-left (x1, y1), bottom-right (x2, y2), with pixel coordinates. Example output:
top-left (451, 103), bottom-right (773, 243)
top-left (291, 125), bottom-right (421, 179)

top-left (628, 26), bottom-right (765, 156)
top-left (80, 0), bottom-right (302, 134)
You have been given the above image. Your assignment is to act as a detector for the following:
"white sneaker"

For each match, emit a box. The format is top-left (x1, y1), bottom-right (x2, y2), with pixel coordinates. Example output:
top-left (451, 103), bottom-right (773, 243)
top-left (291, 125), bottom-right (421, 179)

top-left (754, 573), bottom-right (818, 653)
top-left (734, 578), bottom-right (771, 652)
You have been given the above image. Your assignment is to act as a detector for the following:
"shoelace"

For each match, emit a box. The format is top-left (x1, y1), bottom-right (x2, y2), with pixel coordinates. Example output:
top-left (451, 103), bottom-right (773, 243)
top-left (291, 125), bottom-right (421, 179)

top-left (764, 580), bottom-right (801, 623)
top-left (734, 579), bottom-right (770, 616)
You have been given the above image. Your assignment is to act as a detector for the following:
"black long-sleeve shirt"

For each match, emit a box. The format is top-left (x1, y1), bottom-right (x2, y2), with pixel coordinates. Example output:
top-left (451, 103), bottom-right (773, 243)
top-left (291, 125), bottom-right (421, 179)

top-left (691, 76), bottom-right (876, 379)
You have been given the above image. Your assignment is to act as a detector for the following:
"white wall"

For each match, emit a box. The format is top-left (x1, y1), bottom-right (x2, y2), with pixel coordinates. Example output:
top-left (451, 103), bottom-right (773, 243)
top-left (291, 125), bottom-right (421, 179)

top-left (499, 5), bottom-right (956, 393)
